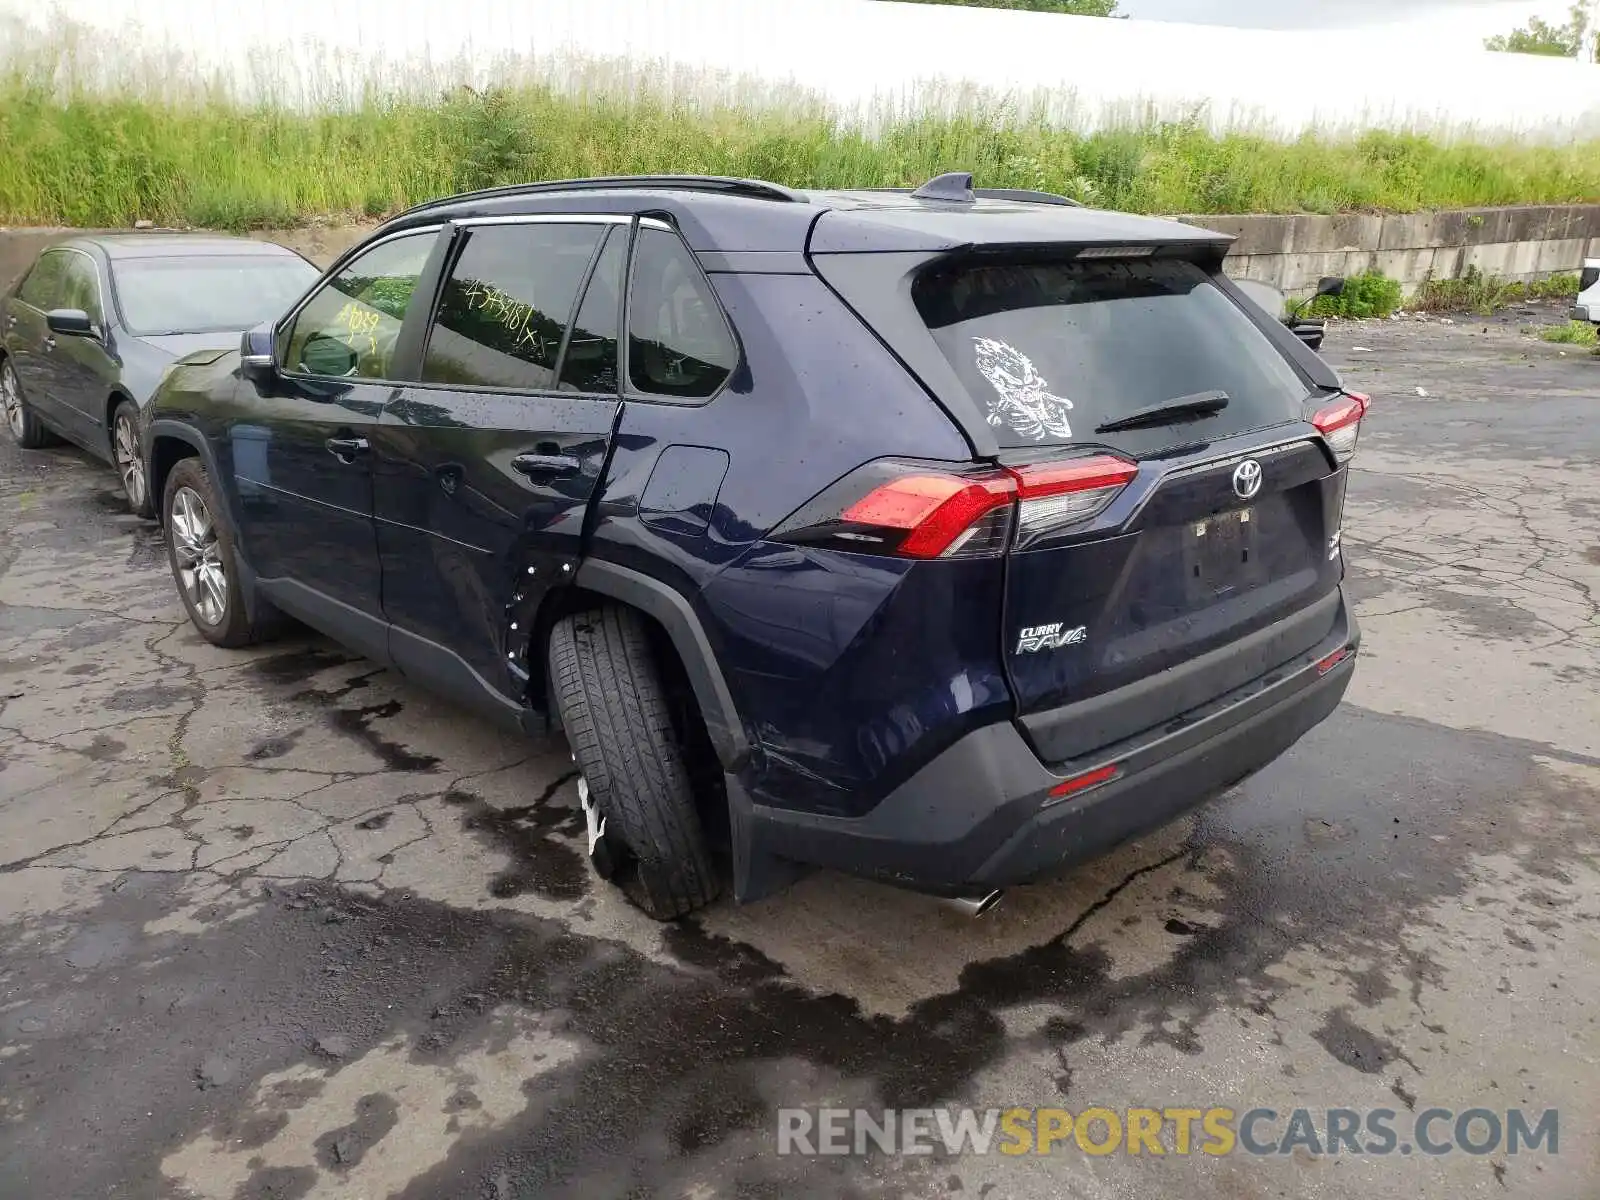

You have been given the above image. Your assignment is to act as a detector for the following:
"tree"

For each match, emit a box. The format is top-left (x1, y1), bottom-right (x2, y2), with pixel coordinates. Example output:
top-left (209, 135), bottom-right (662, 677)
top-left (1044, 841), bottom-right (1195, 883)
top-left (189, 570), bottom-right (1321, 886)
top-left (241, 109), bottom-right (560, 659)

top-left (1484, 3), bottom-right (1596, 59)
top-left (883, 0), bottom-right (1121, 15)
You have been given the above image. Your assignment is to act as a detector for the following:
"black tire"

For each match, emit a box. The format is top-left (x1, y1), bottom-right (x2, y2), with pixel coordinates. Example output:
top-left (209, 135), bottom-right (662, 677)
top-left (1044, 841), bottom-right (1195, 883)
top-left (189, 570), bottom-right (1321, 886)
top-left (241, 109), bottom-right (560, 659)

top-left (111, 399), bottom-right (154, 518)
top-left (549, 605), bottom-right (722, 920)
top-left (1, 357), bottom-right (55, 450)
top-left (162, 457), bottom-right (274, 649)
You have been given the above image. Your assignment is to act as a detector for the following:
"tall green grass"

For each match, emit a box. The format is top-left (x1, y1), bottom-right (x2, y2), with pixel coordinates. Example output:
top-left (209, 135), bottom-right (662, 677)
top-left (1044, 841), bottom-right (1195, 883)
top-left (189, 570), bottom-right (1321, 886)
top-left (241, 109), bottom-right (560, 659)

top-left (3, 48), bottom-right (1600, 229)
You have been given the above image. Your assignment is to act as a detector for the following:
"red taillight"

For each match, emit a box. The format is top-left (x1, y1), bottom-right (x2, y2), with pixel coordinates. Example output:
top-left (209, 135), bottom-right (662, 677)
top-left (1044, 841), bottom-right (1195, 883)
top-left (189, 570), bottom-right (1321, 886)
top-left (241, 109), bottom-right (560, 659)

top-left (1312, 391), bottom-right (1370, 464)
top-left (1009, 454), bottom-right (1138, 550)
top-left (1047, 762), bottom-right (1120, 801)
top-left (841, 472), bottom-right (1015, 559)
top-left (1008, 455), bottom-right (1139, 498)
top-left (773, 453), bottom-right (1138, 560)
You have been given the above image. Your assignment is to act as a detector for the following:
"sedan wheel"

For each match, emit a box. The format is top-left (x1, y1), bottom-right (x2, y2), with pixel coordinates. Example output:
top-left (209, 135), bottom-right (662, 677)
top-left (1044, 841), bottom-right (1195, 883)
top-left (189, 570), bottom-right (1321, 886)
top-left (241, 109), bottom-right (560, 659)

top-left (113, 407), bottom-right (148, 513)
top-left (1, 359), bottom-right (51, 449)
top-left (2, 361), bottom-right (24, 439)
top-left (170, 485), bottom-right (228, 626)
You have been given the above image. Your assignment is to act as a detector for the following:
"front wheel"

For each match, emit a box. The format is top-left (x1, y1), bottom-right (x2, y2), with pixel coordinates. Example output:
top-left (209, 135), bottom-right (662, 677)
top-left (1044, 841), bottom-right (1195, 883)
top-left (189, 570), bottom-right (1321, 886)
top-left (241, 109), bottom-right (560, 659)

top-left (112, 400), bottom-right (153, 518)
top-left (162, 458), bottom-right (271, 648)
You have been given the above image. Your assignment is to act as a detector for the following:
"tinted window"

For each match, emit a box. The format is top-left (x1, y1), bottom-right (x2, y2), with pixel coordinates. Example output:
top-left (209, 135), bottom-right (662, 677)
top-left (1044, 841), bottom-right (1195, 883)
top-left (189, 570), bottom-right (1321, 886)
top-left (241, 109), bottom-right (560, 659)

top-left (61, 255), bottom-right (103, 323)
top-left (559, 230), bottom-right (625, 395)
top-left (1232, 277), bottom-right (1287, 320)
top-left (627, 227), bottom-right (735, 400)
top-left (422, 223), bottom-right (603, 390)
top-left (18, 251), bottom-right (67, 309)
top-left (281, 231), bottom-right (435, 380)
top-left (113, 256), bottom-right (318, 336)
top-left (914, 258), bottom-right (1309, 453)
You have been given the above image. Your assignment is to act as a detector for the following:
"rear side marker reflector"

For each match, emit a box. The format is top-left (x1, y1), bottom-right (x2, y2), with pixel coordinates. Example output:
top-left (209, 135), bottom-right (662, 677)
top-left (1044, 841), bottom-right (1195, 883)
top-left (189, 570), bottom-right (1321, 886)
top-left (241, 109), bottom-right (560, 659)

top-left (1315, 646), bottom-right (1355, 675)
top-left (1047, 763), bottom-right (1120, 800)
top-left (1312, 391), bottom-right (1370, 464)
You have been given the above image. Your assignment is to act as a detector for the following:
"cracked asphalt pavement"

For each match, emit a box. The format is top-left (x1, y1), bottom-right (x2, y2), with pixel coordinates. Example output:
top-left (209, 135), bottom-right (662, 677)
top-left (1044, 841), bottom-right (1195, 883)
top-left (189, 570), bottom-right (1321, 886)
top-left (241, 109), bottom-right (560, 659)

top-left (2, 316), bottom-right (1598, 1199)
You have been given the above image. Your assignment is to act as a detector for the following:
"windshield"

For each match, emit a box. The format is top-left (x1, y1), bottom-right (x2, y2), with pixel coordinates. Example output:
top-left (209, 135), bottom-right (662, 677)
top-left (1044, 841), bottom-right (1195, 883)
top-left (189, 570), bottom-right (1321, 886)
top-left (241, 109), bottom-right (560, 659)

top-left (914, 257), bottom-right (1310, 454)
top-left (112, 255), bottom-right (319, 336)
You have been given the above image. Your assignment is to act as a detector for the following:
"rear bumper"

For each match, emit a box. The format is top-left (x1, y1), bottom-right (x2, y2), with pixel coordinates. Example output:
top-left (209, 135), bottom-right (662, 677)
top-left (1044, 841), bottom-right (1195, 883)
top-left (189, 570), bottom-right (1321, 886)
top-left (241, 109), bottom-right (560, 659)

top-left (1570, 305), bottom-right (1597, 324)
top-left (731, 588), bottom-right (1357, 899)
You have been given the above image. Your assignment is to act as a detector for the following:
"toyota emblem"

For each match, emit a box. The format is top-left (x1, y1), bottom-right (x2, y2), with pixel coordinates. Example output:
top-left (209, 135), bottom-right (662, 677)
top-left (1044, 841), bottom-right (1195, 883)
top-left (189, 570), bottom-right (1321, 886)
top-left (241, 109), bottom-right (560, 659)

top-left (1232, 459), bottom-right (1263, 500)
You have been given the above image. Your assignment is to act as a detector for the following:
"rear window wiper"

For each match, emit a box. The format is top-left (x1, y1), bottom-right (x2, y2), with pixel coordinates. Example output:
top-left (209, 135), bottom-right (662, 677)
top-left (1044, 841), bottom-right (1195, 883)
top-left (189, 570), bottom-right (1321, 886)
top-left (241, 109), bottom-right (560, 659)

top-left (1095, 390), bottom-right (1229, 434)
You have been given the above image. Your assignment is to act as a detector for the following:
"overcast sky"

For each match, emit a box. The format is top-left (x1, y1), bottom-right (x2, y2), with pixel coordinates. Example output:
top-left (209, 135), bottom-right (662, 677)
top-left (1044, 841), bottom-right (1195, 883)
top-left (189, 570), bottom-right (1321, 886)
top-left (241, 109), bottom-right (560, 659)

top-left (1120, 0), bottom-right (1574, 46)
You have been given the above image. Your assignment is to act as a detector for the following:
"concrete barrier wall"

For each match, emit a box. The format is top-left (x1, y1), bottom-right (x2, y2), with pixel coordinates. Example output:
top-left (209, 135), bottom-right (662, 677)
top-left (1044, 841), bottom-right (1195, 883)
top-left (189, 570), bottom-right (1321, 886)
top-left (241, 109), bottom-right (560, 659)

top-left (1189, 204), bottom-right (1600, 297)
top-left (6, 204), bottom-right (1597, 301)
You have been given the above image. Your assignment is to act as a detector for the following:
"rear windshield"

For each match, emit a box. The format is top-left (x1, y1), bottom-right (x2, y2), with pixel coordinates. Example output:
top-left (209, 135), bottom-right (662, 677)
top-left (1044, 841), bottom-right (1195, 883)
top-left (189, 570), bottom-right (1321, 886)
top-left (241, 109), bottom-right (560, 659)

top-left (913, 258), bottom-right (1310, 453)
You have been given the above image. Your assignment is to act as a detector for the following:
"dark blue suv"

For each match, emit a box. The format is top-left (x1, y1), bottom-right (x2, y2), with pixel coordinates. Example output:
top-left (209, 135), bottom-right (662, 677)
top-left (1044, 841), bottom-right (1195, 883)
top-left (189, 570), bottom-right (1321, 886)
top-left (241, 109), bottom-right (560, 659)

top-left (145, 173), bottom-right (1363, 919)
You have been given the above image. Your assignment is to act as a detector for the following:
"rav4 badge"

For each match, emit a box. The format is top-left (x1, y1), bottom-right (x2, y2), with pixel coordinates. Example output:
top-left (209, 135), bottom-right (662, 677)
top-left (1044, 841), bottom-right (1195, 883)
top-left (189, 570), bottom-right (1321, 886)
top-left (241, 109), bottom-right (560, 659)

top-left (1015, 622), bottom-right (1088, 654)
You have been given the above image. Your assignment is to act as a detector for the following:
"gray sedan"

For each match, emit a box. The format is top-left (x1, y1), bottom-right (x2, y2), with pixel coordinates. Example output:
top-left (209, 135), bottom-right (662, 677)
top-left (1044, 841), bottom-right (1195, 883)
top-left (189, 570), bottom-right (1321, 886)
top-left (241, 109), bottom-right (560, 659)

top-left (1, 235), bottom-right (318, 515)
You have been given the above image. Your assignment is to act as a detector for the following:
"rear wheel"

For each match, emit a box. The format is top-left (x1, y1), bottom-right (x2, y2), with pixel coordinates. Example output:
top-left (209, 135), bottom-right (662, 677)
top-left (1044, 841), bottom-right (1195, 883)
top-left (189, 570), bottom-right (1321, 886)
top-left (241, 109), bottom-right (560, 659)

top-left (548, 604), bottom-right (722, 920)
top-left (162, 458), bottom-right (272, 648)
top-left (2, 358), bottom-right (53, 450)
top-left (111, 400), bottom-right (153, 518)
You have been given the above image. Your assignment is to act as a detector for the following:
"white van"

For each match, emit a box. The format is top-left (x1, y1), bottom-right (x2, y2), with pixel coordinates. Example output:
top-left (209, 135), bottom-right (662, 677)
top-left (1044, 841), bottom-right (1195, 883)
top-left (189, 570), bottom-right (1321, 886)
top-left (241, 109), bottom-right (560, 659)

top-left (1574, 259), bottom-right (1600, 325)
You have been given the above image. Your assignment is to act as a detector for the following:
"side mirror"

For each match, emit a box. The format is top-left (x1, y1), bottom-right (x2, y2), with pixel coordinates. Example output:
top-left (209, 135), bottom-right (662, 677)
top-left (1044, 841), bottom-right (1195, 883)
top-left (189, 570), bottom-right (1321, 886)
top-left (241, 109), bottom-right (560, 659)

top-left (239, 323), bottom-right (277, 385)
top-left (1315, 275), bottom-right (1346, 298)
top-left (46, 308), bottom-right (96, 338)
top-left (298, 331), bottom-right (359, 378)
top-left (1291, 324), bottom-right (1327, 351)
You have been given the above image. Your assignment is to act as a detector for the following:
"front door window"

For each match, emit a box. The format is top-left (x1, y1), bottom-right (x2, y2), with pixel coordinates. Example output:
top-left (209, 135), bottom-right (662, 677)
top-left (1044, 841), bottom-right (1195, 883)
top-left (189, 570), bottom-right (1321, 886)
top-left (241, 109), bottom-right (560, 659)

top-left (278, 232), bottom-right (436, 381)
top-left (60, 255), bottom-right (104, 326)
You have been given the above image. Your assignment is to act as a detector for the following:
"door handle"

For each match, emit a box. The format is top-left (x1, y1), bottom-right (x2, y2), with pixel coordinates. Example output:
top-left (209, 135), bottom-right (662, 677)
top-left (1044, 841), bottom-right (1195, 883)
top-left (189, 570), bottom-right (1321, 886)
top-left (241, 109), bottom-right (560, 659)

top-left (325, 436), bottom-right (369, 463)
top-left (511, 453), bottom-right (582, 479)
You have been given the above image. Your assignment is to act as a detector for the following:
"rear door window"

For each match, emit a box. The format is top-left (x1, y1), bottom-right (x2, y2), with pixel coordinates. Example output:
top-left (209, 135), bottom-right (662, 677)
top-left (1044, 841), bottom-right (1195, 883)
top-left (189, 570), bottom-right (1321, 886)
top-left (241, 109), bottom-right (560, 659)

top-left (626, 227), bottom-right (736, 400)
top-left (422, 222), bottom-right (604, 391)
top-left (913, 258), bottom-right (1310, 454)
top-left (558, 228), bottom-right (625, 395)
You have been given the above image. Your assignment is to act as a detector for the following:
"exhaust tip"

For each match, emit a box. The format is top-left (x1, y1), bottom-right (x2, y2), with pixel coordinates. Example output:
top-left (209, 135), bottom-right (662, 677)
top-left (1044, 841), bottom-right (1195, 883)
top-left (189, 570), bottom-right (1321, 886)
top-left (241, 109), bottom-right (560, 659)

top-left (940, 889), bottom-right (1005, 918)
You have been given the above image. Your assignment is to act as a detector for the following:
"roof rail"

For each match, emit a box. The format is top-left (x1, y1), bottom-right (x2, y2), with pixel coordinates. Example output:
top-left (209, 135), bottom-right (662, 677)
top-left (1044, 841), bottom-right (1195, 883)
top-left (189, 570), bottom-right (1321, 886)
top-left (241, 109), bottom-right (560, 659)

top-left (396, 175), bottom-right (804, 218)
top-left (973, 187), bottom-right (1083, 208)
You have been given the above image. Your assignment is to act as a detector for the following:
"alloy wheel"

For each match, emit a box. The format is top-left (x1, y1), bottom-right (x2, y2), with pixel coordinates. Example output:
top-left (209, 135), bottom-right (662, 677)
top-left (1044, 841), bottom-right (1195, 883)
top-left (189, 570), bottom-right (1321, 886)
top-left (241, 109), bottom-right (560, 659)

top-left (114, 411), bottom-right (146, 510)
top-left (170, 486), bottom-right (228, 625)
top-left (1, 363), bottom-right (22, 439)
